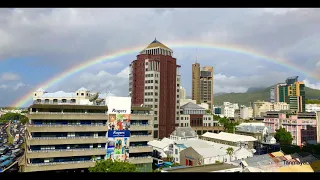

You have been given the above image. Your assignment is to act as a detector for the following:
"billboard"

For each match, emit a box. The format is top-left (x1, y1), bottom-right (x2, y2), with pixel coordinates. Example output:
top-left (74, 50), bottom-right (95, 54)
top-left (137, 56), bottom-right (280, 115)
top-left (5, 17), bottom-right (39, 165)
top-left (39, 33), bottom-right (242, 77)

top-left (107, 130), bottom-right (130, 161)
top-left (106, 96), bottom-right (131, 161)
top-left (106, 97), bottom-right (131, 114)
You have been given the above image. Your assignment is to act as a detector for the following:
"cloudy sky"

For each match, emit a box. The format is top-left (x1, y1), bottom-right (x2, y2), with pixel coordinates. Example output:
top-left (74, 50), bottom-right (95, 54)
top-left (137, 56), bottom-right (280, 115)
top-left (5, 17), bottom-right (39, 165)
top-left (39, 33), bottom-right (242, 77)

top-left (1, 8), bottom-right (320, 107)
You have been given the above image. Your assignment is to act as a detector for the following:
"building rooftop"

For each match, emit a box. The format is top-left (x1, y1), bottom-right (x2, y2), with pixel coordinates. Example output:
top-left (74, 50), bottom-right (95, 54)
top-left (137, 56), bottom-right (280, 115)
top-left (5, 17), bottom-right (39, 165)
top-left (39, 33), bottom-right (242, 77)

top-left (163, 163), bottom-right (238, 172)
top-left (175, 139), bottom-right (212, 149)
top-left (171, 127), bottom-right (197, 138)
top-left (180, 102), bottom-right (205, 110)
top-left (193, 147), bottom-right (226, 158)
top-left (29, 103), bottom-right (108, 110)
top-left (201, 132), bottom-right (257, 142)
top-left (145, 38), bottom-right (171, 50)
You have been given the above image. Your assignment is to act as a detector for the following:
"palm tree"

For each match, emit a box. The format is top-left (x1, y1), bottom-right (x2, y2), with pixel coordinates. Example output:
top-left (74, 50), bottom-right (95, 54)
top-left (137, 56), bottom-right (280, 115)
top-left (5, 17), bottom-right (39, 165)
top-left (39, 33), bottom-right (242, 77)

top-left (226, 147), bottom-right (234, 162)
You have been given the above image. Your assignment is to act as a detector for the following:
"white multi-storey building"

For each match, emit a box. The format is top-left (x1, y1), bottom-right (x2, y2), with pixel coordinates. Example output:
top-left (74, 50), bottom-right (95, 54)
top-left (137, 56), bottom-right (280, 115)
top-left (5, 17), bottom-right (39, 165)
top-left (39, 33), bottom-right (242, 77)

top-left (306, 104), bottom-right (320, 113)
top-left (221, 102), bottom-right (239, 118)
top-left (179, 86), bottom-right (186, 100)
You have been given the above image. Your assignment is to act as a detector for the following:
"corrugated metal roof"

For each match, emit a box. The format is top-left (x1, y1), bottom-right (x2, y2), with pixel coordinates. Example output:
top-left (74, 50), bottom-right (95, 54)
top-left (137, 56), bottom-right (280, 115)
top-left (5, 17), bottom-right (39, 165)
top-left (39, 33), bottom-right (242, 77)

top-left (202, 132), bottom-right (257, 142)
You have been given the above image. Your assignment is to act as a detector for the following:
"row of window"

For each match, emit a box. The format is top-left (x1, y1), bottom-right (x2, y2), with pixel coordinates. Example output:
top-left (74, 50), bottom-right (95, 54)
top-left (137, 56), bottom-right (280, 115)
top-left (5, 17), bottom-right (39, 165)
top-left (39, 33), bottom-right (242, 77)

top-left (145, 86), bottom-right (158, 90)
top-left (145, 74), bottom-right (159, 78)
top-left (145, 80), bottom-right (159, 84)
top-left (144, 104), bottom-right (158, 108)
top-left (145, 92), bottom-right (158, 96)
top-left (144, 98), bottom-right (158, 102)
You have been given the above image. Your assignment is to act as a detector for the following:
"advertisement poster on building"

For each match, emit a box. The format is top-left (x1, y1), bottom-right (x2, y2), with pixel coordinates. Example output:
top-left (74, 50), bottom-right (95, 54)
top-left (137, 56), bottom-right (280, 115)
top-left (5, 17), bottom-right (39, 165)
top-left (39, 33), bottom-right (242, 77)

top-left (108, 114), bottom-right (130, 131)
top-left (106, 130), bottom-right (130, 161)
top-left (106, 96), bottom-right (131, 161)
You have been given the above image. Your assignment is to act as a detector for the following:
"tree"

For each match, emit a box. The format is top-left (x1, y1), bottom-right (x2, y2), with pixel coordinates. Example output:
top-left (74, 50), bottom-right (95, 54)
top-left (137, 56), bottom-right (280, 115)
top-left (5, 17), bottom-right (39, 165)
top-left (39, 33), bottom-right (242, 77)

top-left (88, 159), bottom-right (137, 172)
top-left (274, 127), bottom-right (293, 145)
top-left (20, 116), bottom-right (29, 125)
top-left (218, 117), bottom-right (239, 133)
top-left (226, 147), bottom-right (234, 161)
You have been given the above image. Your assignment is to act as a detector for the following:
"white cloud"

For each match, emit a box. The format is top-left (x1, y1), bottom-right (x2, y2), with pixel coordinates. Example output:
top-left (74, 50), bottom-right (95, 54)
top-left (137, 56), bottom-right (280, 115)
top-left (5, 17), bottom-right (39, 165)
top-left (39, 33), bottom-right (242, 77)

top-left (50, 67), bottom-right (129, 96)
top-left (0, 72), bottom-right (20, 81)
top-left (303, 79), bottom-right (320, 90)
top-left (214, 72), bottom-right (291, 93)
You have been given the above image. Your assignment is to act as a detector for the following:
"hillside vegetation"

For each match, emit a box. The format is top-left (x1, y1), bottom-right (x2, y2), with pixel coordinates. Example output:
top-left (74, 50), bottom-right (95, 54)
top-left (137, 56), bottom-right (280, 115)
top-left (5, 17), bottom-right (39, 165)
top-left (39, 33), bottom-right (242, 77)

top-left (214, 86), bottom-right (320, 106)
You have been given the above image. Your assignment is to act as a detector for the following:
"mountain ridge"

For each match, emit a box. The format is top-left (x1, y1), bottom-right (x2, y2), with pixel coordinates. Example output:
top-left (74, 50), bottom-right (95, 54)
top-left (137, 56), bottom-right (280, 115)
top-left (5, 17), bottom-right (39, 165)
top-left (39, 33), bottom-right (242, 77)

top-left (214, 86), bottom-right (320, 106)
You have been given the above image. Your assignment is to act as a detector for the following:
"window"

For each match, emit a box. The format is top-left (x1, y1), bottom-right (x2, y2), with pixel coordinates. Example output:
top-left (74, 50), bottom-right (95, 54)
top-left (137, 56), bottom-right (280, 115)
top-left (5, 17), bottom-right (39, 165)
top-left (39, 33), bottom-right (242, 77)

top-left (154, 117), bottom-right (157, 120)
top-left (34, 93), bottom-right (37, 96)
top-left (155, 99), bottom-right (158, 102)
top-left (155, 105), bottom-right (158, 108)
top-left (81, 93), bottom-right (84, 96)
top-left (181, 123), bottom-right (183, 127)
top-left (175, 149), bottom-right (178, 154)
top-left (154, 111), bottom-right (158, 115)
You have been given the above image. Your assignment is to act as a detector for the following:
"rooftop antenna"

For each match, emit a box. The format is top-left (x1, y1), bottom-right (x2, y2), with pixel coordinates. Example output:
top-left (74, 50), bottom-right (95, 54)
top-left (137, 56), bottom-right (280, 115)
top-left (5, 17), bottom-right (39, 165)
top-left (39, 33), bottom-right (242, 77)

top-left (195, 48), bottom-right (198, 63)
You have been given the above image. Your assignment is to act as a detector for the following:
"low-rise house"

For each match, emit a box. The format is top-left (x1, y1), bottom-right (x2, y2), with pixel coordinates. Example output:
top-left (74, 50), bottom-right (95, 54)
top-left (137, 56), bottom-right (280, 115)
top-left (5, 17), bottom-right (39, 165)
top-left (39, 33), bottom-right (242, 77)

top-left (200, 132), bottom-right (257, 149)
top-left (175, 139), bottom-right (254, 165)
top-left (169, 127), bottom-right (198, 141)
top-left (235, 123), bottom-right (275, 143)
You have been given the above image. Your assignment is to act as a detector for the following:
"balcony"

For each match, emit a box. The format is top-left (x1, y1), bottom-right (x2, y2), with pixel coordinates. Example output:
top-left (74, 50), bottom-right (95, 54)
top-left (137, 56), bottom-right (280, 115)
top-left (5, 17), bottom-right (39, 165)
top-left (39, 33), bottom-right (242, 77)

top-left (130, 114), bottom-right (153, 120)
top-left (130, 135), bottom-right (153, 142)
top-left (23, 160), bottom-right (96, 172)
top-left (128, 156), bottom-right (153, 164)
top-left (28, 112), bottom-right (107, 120)
top-left (129, 146), bottom-right (153, 153)
top-left (26, 148), bottom-right (106, 159)
top-left (130, 124), bottom-right (153, 131)
top-left (27, 137), bottom-right (108, 145)
top-left (27, 124), bottom-right (108, 132)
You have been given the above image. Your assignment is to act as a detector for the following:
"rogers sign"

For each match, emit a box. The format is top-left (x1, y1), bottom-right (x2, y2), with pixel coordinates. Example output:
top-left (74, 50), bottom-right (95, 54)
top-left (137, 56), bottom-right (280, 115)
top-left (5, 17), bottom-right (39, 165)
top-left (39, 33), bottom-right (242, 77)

top-left (106, 96), bottom-right (131, 114)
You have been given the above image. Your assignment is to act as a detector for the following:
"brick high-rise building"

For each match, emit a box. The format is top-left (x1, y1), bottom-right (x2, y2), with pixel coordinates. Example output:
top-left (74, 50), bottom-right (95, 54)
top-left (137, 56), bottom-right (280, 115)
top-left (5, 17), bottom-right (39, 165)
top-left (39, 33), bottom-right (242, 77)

top-left (129, 39), bottom-right (181, 139)
top-left (192, 63), bottom-right (214, 109)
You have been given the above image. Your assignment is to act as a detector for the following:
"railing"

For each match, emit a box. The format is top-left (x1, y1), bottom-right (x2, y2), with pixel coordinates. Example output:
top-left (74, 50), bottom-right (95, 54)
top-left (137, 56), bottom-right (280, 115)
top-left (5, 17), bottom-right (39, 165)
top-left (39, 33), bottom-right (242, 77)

top-left (28, 160), bottom-right (93, 166)
top-left (28, 148), bottom-right (105, 153)
top-left (30, 136), bottom-right (106, 140)
top-left (33, 101), bottom-right (106, 106)
top-left (129, 145), bottom-right (152, 148)
top-left (130, 124), bottom-right (152, 126)
top-left (129, 156), bottom-right (152, 159)
top-left (130, 135), bottom-right (152, 137)
top-left (29, 112), bottom-right (107, 115)
top-left (29, 124), bottom-right (106, 127)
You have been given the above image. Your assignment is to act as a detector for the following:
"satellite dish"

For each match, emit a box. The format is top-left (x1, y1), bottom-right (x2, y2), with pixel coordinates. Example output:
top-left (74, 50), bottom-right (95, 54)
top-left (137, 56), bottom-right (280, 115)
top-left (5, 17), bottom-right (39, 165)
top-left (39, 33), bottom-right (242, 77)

top-left (89, 93), bottom-right (99, 102)
top-left (96, 98), bottom-right (105, 105)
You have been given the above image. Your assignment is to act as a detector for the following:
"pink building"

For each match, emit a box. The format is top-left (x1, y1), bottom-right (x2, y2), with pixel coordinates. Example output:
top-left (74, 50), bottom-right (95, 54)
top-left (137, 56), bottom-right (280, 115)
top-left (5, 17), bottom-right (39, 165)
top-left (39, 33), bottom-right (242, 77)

top-left (263, 111), bottom-right (317, 146)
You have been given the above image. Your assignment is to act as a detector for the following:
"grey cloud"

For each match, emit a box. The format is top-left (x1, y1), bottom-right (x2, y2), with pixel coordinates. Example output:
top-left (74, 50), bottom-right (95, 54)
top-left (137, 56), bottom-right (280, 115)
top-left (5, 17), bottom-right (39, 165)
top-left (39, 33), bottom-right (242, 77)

top-left (49, 68), bottom-right (129, 97)
top-left (1, 8), bottom-right (320, 106)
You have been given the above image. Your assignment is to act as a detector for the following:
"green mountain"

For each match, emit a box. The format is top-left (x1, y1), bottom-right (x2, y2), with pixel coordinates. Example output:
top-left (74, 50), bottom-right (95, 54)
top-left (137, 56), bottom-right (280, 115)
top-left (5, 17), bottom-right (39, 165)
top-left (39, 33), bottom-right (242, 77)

top-left (214, 86), bottom-right (320, 106)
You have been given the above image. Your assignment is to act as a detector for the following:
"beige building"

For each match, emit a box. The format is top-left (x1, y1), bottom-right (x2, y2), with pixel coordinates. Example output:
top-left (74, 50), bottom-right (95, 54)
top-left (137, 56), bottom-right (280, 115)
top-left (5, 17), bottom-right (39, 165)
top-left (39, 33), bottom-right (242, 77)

top-left (21, 103), bottom-right (109, 172)
top-left (253, 101), bottom-right (289, 118)
top-left (192, 63), bottom-right (214, 109)
top-left (22, 88), bottom-right (154, 172)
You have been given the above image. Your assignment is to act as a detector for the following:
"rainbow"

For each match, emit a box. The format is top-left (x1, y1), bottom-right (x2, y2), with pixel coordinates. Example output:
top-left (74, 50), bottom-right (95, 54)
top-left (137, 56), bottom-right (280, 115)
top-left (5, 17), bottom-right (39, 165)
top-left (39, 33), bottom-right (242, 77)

top-left (11, 41), bottom-right (319, 107)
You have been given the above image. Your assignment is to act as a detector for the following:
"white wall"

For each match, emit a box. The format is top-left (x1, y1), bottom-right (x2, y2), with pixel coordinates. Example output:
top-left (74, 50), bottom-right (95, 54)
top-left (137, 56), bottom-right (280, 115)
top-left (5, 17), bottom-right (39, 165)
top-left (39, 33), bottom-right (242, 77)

top-left (106, 96), bottom-right (132, 114)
